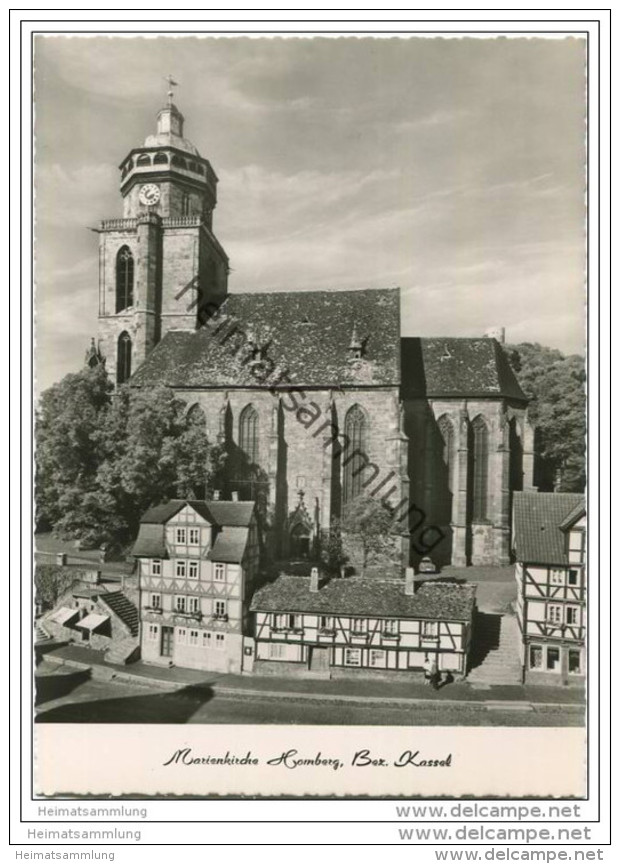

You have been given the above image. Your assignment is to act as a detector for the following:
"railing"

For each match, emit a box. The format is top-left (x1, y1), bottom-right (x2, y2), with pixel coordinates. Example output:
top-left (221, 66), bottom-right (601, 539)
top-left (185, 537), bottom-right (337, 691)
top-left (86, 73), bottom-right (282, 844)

top-left (100, 218), bottom-right (138, 231)
top-left (162, 216), bottom-right (202, 228)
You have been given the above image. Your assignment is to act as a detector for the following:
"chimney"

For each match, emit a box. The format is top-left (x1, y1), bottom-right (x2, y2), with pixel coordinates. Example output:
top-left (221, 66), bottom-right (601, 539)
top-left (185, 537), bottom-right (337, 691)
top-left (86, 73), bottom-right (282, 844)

top-left (231, 491), bottom-right (239, 502)
top-left (309, 566), bottom-right (320, 593)
top-left (213, 489), bottom-right (221, 501)
top-left (405, 566), bottom-right (415, 596)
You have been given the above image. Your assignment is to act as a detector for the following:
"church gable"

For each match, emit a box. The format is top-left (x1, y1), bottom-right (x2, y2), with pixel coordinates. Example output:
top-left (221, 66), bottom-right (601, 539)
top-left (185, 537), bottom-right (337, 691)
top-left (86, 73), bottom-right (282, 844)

top-left (130, 287), bottom-right (401, 389)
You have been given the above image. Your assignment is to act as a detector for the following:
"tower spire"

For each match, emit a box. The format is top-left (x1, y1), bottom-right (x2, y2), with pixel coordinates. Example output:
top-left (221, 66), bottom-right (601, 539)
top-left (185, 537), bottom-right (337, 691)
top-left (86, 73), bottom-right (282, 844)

top-left (164, 74), bottom-right (178, 106)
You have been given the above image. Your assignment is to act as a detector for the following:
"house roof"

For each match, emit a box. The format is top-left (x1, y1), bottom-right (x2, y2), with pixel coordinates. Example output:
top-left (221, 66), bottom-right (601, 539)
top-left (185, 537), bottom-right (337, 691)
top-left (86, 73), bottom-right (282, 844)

top-left (130, 287), bottom-right (401, 389)
top-left (559, 501), bottom-right (586, 531)
top-left (401, 337), bottom-right (527, 401)
top-left (132, 499), bottom-right (254, 559)
top-left (131, 523), bottom-right (169, 559)
top-left (207, 526), bottom-right (250, 564)
top-left (250, 576), bottom-right (476, 621)
top-left (512, 492), bottom-right (585, 565)
top-left (138, 499), bottom-right (254, 527)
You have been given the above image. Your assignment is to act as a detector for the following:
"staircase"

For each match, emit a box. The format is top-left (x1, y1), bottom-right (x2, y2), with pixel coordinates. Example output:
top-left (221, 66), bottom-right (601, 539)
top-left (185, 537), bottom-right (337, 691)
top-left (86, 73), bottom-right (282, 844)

top-left (101, 591), bottom-right (139, 636)
top-left (35, 619), bottom-right (52, 643)
top-left (467, 613), bottom-right (523, 685)
top-left (105, 635), bottom-right (140, 665)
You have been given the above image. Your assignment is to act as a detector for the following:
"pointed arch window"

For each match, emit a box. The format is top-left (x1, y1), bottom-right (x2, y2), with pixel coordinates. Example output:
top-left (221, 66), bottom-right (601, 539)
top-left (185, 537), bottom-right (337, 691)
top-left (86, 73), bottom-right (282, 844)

top-left (117, 332), bottom-right (132, 384)
top-left (437, 416), bottom-right (455, 524)
top-left (239, 405), bottom-right (259, 465)
top-left (115, 246), bottom-right (134, 313)
top-left (343, 404), bottom-right (368, 504)
top-left (471, 417), bottom-right (489, 521)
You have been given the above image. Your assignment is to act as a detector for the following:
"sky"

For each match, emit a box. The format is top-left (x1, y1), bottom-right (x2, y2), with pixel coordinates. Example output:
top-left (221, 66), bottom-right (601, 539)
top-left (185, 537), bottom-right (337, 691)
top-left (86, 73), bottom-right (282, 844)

top-left (34, 35), bottom-right (587, 392)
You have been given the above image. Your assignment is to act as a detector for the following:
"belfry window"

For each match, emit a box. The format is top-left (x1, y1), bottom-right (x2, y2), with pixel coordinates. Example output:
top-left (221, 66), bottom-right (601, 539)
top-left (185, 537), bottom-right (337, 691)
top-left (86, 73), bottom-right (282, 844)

top-left (153, 152), bottom-right (168, 165)
top-left (343, 404), bottom-right (368, 504)
top-left (117, 332), bottom-right (132, 384)
top-left (115, 246), bottom-right (134, 312)
top-left (239, 404), bottom-right (259, 465)
top-left (471, 417), bottom-right (489, 521)
top-left (137, 153), bottom-right (151, 166)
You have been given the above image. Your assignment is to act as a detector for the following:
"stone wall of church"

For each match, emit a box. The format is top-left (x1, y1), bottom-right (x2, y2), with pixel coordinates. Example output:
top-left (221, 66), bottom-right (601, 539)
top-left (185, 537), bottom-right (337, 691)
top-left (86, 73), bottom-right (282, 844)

top-left (176, 386), bottom-right (407, 566)
top-left (404, 397), bottom-right (534, 568)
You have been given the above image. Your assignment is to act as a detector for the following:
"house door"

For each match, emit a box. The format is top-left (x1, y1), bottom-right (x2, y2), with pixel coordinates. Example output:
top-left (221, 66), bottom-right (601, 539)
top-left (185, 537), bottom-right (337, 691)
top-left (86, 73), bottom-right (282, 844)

top-left (310, 647), bottom-right (330, 672)
top-left (160, 626), bottom-right (174, 658)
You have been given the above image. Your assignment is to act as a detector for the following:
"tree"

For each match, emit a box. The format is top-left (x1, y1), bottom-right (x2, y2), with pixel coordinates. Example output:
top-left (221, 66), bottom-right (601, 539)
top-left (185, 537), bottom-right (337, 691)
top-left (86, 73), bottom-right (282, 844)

top-left (506, 342), bottom-right (586, 492)
top-left (36, 369), bottom-right (221, 546)
top-left (339, 495), bottom-right (399, 576)
top-left (34, 564), bottom-right (76, 612)
top-left (35, 364), bottom-right (113, 530)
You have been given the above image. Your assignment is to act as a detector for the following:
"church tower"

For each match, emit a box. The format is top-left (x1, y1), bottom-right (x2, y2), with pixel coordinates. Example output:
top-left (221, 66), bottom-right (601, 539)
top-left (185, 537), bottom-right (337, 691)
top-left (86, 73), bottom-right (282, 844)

top-left (97, 83), bottom-right (229, 384)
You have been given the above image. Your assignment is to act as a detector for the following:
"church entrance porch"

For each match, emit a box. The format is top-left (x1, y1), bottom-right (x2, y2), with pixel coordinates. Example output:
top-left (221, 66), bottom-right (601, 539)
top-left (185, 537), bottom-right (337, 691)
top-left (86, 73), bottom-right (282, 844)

top-left (289, 524), bottom-right (311, 559)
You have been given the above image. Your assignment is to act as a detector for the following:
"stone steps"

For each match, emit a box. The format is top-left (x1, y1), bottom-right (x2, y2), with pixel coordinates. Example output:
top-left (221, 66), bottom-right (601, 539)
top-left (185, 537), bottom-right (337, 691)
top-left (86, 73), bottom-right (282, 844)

top-left (467, 614), bottom-right (522, 685)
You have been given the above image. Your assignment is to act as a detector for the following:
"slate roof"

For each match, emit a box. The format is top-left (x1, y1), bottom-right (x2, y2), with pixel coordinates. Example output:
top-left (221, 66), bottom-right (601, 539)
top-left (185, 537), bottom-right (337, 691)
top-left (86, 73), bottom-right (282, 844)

top-left (512, 492), bottom-right (585, 565)
top-left (250, 576), bottom-right (476, 622)
top-left (132, 499), bottom-right (254, 559)
top-left (401, 337), bottom-right (527, 400)
top-left (130, 287), bottom-right (401, 388)
top-left (207, 527), bottom-right (250, 564)
top-left (138, 499), bottom-right (254, 527)
top-left (132, 523), bottom-right (169, 559)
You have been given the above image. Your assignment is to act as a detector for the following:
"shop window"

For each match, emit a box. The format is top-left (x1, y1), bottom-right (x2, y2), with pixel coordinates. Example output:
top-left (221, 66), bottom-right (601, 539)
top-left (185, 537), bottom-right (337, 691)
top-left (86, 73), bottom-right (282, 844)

top-left (369, 650), bottom-right (387, 668)
top-left (344, 648), bottom-right (362, 666)
top-left (568, 650), bottom-right (582, 674)
top-left (529, 645), bottom-right (543, 669)
top-left (546, 647), bottom-right (560, 671)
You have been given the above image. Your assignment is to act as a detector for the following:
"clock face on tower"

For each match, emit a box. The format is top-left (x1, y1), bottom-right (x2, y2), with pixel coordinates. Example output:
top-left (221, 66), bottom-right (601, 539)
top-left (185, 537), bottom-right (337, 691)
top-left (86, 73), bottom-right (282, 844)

top-left (138, 184), bottom-right (161, 206)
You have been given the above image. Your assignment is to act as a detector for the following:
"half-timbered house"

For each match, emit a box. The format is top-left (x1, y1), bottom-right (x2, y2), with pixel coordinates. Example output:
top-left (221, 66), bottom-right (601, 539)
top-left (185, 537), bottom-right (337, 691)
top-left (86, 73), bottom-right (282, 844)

top-left (132, 499), bottom-right (260, 673)
top-left (250, 567), bottom-right (476, 678)
top-left (513, 492), bottom-right (586, 685)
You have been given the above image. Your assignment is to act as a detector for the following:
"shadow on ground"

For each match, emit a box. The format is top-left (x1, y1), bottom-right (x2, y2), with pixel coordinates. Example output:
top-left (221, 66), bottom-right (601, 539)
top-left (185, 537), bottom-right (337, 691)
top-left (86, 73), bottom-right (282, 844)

top-left (35, 667), bottom-right (92, 706)
top-left (34, 684), bottom-right (215, 724)
top-left (467, 611), bottom-right (502, 672)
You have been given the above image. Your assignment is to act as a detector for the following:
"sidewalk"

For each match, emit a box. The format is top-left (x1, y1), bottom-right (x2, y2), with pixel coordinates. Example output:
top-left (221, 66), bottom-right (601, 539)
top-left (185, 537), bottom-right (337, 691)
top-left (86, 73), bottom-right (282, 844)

top-left (39, 643), bottom-right (585, 712)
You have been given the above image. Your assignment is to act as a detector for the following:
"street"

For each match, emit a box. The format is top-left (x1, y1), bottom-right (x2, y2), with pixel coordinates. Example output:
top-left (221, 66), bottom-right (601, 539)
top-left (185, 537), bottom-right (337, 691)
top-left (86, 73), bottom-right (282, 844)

top-left (34, 663), bottom-right (584, 727)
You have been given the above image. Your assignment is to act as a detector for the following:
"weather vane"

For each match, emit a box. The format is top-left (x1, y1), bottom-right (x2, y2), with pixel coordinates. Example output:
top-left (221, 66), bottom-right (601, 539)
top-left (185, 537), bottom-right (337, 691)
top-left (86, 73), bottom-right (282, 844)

top-left (164, 74), bottom-right (178, 105)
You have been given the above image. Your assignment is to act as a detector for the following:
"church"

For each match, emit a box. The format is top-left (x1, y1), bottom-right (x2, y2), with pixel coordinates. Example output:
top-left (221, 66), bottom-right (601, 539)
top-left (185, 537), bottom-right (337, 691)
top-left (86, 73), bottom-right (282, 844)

top-left (94, 92), bottom-right (536, 570)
